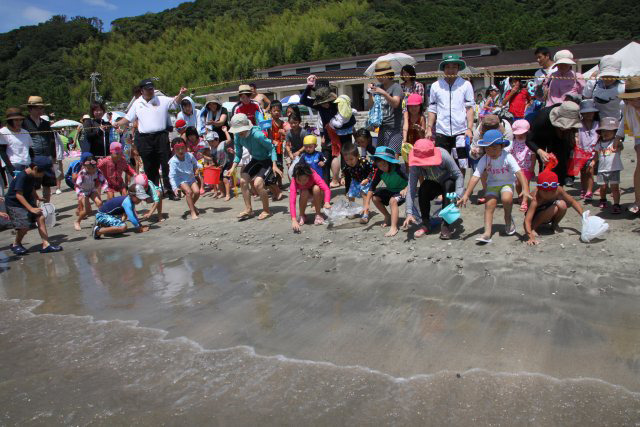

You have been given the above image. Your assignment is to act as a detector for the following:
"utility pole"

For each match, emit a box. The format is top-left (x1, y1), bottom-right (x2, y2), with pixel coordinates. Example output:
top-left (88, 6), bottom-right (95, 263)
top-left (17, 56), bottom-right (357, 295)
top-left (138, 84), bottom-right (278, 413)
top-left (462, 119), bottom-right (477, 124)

top-left (90, 72), bottom-right (102, 104)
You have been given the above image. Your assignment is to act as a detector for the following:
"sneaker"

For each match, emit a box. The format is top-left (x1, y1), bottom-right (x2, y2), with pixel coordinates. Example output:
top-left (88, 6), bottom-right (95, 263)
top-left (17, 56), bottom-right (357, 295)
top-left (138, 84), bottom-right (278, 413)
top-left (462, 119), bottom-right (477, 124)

top-left (55, 189), bottom-right (62, 195)
top-left (598, 199), bottom-right (608, 209)
top-left (39, 245), bottom-right (63, 253)
top-left (92, 226), bottom-right (101, 240)
top-left (10, 244), bottom-right (28, 255)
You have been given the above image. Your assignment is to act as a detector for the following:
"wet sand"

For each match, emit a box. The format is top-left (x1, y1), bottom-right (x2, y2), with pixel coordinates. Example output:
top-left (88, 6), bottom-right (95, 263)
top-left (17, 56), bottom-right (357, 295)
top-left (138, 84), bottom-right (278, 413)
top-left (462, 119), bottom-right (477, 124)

top-left (1, 146), bottom-right (640, 424)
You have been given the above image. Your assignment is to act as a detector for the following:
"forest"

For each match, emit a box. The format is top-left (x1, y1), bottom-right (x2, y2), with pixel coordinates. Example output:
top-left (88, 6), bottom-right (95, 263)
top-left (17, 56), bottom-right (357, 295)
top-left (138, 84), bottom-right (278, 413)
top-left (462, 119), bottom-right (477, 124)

top-left (1, 0), bottom-right (638, 118)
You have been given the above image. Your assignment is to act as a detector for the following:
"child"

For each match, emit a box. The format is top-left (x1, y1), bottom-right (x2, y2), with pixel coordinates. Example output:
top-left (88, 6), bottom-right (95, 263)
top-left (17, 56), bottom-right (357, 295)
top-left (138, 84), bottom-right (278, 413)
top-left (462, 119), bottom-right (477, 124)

top-left (74, 154), bottom-right (107, 231)
top-left (524, 166), bottom-right (583, 245)
top-left (285, 113), bottom-right (307, 160)
top-left (93, 185), bottom-right (150, 239)
top-left (591, 117), bottom-right (623, 214)
top-left (289, 162), bottom-right (331, 232)
top-left (354, 128), bottom-right (375, 157)
top-left (506, 120), bottom-right (536, 212)
top-left (135, 174), bottom-right (164, 222)
top-left (577, 100), bottom-right (600, 201)
top-left (459, 129), bottom-right (531, 243)
top-left (97, 142), bottom-right (136, 200)
top-left (341, 142), bottom-right (376, 224)
top-left (300, 135), bottom-right (326, 178)
top-left (270, 101), bottom-right (286, 188)
top-left (370, 146), bottom-right (409, 237)
top-left (5, 156), bottom-right (62, 254)
top-left (402, 93), bottom-right (426, 146)
top-left (208, 127), bottom-right (234, 200)
top-left (169, 138), bottom-right (200, 220)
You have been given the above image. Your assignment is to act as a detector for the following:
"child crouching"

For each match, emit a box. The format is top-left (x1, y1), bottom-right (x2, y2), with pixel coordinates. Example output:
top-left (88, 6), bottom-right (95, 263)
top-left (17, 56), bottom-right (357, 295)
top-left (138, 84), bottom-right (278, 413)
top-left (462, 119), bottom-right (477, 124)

top-left (370, 146), bottom-right (409, 237)
top-left (289, 162), bottom-right (331, 232)
top-left (93, 185), bottom-right (150, 239)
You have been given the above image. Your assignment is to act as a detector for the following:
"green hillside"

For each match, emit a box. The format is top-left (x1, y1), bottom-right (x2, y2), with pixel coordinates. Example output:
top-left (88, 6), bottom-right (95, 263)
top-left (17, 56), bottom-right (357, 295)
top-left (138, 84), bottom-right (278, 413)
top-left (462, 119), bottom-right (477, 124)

top-left (1, 0), bottom-right (638, 118)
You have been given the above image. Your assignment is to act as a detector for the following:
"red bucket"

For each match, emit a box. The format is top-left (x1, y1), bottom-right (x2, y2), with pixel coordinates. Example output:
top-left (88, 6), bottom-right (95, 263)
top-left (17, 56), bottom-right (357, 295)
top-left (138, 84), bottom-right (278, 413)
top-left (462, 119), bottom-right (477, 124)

top-left (203, 166), bottom-right (221, 186)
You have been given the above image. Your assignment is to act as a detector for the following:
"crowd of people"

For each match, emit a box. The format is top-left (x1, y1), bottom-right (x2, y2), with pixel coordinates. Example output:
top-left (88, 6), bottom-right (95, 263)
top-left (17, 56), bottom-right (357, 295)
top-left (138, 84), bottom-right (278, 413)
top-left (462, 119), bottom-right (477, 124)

top-left (1, 46), bottom-right (639, 254)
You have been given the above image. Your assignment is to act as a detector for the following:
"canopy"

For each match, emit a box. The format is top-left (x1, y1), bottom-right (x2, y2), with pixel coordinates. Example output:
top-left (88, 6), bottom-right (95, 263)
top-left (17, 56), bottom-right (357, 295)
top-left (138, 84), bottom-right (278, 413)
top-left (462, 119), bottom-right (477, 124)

top-left (583, 42), bottom-right (640, 79)
top-left (365, 53), bottom-right (417, 77)
top-left (280, 94), bottom-right (301, 106)
top-left (51, 119), bottom-right (82, 128)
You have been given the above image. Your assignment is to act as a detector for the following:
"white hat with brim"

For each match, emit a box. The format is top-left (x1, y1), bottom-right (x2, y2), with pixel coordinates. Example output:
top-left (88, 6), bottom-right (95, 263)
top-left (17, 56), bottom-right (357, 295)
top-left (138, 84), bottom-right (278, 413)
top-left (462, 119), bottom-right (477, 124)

top-left (554, 49), bottom-right (576, 66)
top-left (598, 55), bottom-right (621, 78)
top-left (550, 101), bottom-right (582, 130)
top-left (579, 99), bottom-right (599, 114)
top-left (228, 113), bottom-right (253, 134)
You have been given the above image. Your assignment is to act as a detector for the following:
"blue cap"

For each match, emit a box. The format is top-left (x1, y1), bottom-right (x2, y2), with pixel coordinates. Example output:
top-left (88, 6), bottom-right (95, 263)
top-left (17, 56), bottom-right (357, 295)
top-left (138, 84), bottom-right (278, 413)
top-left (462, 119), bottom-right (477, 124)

top-left (477, 129), bottom-right (510, 147)
top-left (80, 152), bottom-right (93, 163)
top-left (32, 155), bottom-right (54, 177)
top-left (372, 146), bottom-right (399, 164)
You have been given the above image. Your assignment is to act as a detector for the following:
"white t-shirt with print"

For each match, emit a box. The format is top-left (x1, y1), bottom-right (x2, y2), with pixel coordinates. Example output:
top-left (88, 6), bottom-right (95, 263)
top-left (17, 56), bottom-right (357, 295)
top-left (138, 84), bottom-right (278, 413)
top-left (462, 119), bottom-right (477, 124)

top-left (595, 139), bottom-right (623, 173)
top-left (0, 127), bottom-right (32, 166)
top-left (473, 151), bottom-right (521, 187)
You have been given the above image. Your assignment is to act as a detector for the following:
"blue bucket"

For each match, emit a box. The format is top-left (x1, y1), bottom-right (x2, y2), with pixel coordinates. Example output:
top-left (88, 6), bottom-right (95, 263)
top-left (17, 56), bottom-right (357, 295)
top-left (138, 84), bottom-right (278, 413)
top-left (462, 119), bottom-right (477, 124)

top-left (259, 119), bottom-right (272, 130)
top-left (438, 203), bottom-right (461, 224)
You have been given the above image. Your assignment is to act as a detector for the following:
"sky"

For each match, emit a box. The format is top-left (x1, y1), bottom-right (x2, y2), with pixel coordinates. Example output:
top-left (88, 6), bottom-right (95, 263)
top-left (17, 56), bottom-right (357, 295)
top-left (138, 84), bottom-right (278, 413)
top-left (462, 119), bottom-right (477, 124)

top-left (0, 0), bottom-right (188, 33)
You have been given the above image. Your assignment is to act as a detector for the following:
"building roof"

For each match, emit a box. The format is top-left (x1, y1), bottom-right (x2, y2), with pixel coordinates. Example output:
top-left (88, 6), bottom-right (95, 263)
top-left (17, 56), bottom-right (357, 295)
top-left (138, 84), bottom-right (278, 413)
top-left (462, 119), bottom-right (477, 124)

top-left (202, 39), bottom-right (633, 96)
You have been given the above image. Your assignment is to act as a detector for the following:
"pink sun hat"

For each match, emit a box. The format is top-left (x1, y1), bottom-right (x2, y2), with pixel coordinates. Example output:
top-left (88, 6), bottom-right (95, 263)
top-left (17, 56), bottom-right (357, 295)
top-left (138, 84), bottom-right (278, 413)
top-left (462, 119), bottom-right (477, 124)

top-left (409, 139), bottom-right (442, 167)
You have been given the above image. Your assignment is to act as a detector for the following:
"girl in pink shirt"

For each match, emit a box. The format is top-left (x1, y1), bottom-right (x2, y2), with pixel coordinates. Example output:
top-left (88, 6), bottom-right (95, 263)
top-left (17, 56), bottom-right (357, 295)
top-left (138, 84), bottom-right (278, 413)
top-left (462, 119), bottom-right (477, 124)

top-left (290, 162), bottom-right (331, 232)
top-left (97, 142), bottom-right (136, 199)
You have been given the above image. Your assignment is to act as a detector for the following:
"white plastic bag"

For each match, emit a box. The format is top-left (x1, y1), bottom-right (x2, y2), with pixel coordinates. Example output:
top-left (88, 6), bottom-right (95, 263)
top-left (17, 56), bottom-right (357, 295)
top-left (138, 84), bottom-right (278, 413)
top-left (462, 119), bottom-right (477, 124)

top-left (40, 202), bottom-right (56, 228)
top-left (581, 210), bottom-right (608, 243)
top-left (322, 198), bottom-right (363, 223)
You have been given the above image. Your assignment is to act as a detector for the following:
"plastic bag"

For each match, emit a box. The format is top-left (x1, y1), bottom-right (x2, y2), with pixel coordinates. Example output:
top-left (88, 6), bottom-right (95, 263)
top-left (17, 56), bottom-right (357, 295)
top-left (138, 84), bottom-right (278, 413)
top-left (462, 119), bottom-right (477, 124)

top-left (580, 210), bottom-right (608, 242)
top-left (40, 202), bottom-right (56, 229)
top-left (347, 180), bottom-right (372, 199)
top-left (322, 199), bottom-right (363, 223)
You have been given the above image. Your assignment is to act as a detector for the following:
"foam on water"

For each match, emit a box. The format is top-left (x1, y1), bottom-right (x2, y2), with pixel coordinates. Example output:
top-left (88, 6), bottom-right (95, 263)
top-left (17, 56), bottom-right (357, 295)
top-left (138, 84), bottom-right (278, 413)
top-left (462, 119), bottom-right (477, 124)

top-left (1, 298), bottom-right (639, 425)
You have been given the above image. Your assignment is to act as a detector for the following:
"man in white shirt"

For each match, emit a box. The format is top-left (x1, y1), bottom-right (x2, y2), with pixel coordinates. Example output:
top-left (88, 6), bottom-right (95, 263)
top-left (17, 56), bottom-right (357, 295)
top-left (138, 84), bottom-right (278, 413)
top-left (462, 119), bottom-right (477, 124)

top-left (426, 54), bottom-right (475, 174)
top-left (0, 107), bottom-right (33, 184)
top-left (116, 79), bottom-right (187, 199)
top-left (534, 47), bottom-right (557, 89)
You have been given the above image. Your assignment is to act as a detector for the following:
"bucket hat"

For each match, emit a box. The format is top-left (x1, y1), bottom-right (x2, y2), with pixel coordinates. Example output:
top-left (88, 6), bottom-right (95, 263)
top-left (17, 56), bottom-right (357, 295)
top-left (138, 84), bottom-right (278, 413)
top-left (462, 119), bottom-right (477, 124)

top-left (372, 146), bottom-right (399, 164)
top-left (238, 84), bottom-right (253, 95)
top-left (619, 76), bottom-right (640, 99)
top-left (22, 96), bottom-right (50, 107)
top-left (439, 54), bottom-right (466, 71)
top-left (5, 107), bottom-right (24, 121)
top-left (477, 129), bottom-right (510, 147)
top-left (204, 94), bottom-right (222, 109)
top-left (553, 50), bottom-right (576, 66)
top-left (312, 87), bottom-right (337, 106)
top-left (409, 139), bottom-right (442, 167)
top-left (374, 60), bottom-right (395, 76)
top-left (598, 55), bottom-right (621, 78)
top-left (512, 119), bottom-right (530, 135)
top-left (406, 93), bottom-right (422, 106)
top-left (228, 113), bottom-right (253, 134)
top-left (597, 117), bottom-right (619, 131)
top-left (579, 99), bottom-right (599, 114)
top-left (549, 101), bottom-right (582, 129)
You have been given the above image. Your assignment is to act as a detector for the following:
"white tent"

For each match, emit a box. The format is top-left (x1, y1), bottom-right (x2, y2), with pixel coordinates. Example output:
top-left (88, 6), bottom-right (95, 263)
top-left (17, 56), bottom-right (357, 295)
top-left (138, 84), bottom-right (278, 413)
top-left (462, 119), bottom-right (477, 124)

top-left (583, 41), bottom-right (640, 79)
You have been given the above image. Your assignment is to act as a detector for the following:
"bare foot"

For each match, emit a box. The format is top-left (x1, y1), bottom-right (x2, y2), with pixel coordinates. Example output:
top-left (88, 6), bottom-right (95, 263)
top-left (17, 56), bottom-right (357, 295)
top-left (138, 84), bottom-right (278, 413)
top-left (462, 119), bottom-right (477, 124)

top-left (380, 216), bottom-right (391, 228)
top-left (74, 221), bottom-right (81, 231)
top-left (224, 195), bottom-right (231, 201)
top-left (385, 227), bottom-right (398, 237)
top-left (191, 214), bottom-right (200, 220)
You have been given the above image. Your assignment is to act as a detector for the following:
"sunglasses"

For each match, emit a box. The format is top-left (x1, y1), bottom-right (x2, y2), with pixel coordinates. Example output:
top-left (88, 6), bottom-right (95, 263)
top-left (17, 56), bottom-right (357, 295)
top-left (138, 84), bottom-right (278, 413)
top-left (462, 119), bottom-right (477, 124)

top-left (536, 182), bottom-right (559, 189)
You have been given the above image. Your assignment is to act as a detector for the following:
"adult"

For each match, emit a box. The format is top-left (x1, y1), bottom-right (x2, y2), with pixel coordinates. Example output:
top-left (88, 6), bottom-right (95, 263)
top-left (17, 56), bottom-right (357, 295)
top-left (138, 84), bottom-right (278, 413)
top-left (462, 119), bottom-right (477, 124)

top-left (534, 47), bottom-right (556, 88)
top-left (231, 85), bottom-right (263, 125)
top-left (526, 101), bottom-right (582, 185)
top-left (0, 107), bottom-right (33, 183)
top-left (501, 78), bottom-right (532, 121)
top-left (198, 95), bottom-right (228, 137)
top-left (177, 96), bottom-right (200, 130)
top-left (115, 78), bottom-right (187, 200)
top-left (21, 96), bottom-right (57, 202)
top-left (367, 60), bottom-right (404, 155)
top-left (81, 101), bottom-right (113, 158)
top-left (300, 75), bottom-right (355, 186)
top-left (426, 54), bottom-right (475, 174)
top-left (616, 77), bottom-right (640, 214)
top-left (400, 64), bottom-right (425, 111)
top-left (403, 138), bottom-right (464, 239)
top-left (582, 55), bottom-right (625, 120)
top-left (249, 82), bottom-right (271, 112)
top-left (545, 50), bottom-right (584, 107)
top-left (226, 113), bottom-right (283, 220)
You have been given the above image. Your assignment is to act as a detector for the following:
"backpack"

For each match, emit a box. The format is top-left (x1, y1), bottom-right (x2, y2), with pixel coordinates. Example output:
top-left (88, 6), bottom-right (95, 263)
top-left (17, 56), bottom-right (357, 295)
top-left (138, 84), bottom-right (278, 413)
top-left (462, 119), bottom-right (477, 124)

top-left (64, 160), bottom-right (83, 189)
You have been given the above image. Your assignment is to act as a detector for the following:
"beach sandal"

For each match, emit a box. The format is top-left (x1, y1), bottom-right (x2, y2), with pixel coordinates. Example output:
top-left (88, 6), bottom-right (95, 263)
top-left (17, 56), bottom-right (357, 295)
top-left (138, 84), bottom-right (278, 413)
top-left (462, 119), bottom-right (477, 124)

top-left (579, 190), bottom-right (586, 199)
top-left (584, 192), bottom-right (593, 202)
top-left (237, 209), bottom-right (253, 219)
top-left (519, 200), bottom-right (528, 212)
top-left (257, 211), bottom-right (272, 221)
top-left (39, 245), bottom-right (62, 254)
top-left (629, 204), bottom-right (640, 215)
top-left (475, 236), bottom-right (492, 244)
top-left (414, 226), bottom-right (429, 238)
top-left (506, 216), bottom-right (516, 236)
top-left (598, 199), bottom-right (607, 209)
top-left (10, 244), bottom-right (28, 255)
top-left (314, 215), bottom-right (325, 225)
top-left (612, 204), bottom-right (622, 215)
top-left (360, 213), bottom-right (369, 224)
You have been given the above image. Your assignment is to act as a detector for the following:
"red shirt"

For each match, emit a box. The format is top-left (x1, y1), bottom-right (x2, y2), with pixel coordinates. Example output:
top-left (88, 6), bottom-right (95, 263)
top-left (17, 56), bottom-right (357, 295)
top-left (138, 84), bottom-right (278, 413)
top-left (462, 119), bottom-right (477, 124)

top-left (232, 101), bottom-right (262, 125)
top-left (505, 89), bottom-right (531, 118)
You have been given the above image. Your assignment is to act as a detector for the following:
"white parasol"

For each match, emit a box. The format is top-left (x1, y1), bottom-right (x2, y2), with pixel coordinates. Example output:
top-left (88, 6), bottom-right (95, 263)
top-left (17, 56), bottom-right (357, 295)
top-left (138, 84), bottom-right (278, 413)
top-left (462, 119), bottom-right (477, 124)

top-left (51, 119), bottom-right (82, 128)
top-left (364, 53), bottom-right (417, 77)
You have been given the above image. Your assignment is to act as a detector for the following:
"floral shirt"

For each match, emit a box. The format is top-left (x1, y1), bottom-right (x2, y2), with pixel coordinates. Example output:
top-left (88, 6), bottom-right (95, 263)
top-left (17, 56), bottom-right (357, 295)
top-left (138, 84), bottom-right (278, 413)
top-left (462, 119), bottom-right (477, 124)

top-left (97, 156), bottom-right (136, 190)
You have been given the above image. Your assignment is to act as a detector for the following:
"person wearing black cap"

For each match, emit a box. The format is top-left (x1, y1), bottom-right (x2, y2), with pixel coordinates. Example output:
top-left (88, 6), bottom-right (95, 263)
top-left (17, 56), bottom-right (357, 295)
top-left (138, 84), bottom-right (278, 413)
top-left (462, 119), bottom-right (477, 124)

top-left (116, 79), bottom-right (187, 200)
top-left (4, 156), bottom-right (62, 254)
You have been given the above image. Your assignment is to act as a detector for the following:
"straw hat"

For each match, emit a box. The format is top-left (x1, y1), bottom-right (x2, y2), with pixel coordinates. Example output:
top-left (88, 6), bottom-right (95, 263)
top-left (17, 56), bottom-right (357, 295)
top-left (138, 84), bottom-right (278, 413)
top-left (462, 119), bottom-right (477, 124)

top-left (5, 107), bottom-right (24, 121)
top-left (619, 76), bottom-right (640, 99)
top-left (553, 50), bottom-right (576, 66)
top-left (549, 101), bottom-right (582, 129)
top-left (238, 84), bottom-right (253, 95)
top-left (22, 96), bottom-right (50, 107)
top-left (374, 60), bottom-right (395, 76)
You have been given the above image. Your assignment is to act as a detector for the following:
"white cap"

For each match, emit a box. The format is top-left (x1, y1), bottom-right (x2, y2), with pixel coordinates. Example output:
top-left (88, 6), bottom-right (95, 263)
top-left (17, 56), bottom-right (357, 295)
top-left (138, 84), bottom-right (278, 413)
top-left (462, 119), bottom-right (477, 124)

top-left (228, 113), bottom-right (252, 134)
top-left (554, 49), bottom-right (576, 66)
top-left (598, 55), bottom-right (621, 78)
top-left (205, 131), bottom-right (220, 141)
top-left (134, 184), bottom-right (149, 200)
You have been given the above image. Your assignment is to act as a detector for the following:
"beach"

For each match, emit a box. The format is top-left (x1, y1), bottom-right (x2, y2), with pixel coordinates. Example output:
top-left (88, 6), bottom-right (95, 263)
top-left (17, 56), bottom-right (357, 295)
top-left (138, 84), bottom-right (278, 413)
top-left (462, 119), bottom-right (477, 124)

top-left (1, 146), bottom-right (640, 425)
